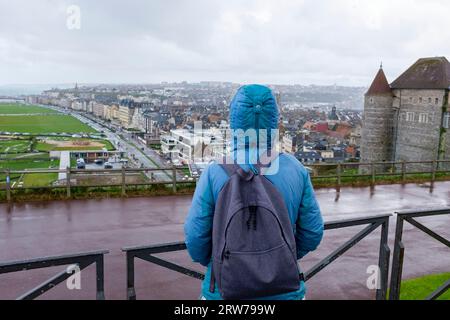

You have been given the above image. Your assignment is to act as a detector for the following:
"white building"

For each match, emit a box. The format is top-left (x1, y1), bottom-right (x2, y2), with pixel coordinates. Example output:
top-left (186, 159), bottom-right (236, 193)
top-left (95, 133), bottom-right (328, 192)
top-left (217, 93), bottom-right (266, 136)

top-left (160, 128), bottom-right (228, 165)
top-left (320, 150), bottom-right (334, 160)
top-left (160, 134), bottom-right (177, 160)
top-left (282, 134), bottom-right (297, 154)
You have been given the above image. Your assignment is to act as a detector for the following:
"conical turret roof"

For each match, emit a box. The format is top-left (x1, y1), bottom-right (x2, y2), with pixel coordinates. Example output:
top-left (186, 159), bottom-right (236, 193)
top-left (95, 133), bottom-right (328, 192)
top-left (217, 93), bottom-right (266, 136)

top-left (366, 67), bottom-right (392, 96)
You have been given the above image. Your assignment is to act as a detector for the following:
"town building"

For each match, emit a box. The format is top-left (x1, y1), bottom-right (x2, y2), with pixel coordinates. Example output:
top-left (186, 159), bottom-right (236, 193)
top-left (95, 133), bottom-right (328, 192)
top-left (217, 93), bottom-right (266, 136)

top-left (160, 128), bottom-right (227, 165)
top-left (282, 133), bottom-right (298, 154)
top-left (93, 102), bottom-right (106, 118)
top-left (361, 57), bottom-right (450, 171)
top-left (294, 150), bottom-right (323, 164)
top-left (118, 103), bottom-right (135, 128)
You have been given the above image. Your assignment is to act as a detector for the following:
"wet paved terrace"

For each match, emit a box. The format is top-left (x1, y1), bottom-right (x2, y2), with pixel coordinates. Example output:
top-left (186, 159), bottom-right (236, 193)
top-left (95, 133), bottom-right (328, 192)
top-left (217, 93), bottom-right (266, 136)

top-left (0, 182), bottom-right (449, 299)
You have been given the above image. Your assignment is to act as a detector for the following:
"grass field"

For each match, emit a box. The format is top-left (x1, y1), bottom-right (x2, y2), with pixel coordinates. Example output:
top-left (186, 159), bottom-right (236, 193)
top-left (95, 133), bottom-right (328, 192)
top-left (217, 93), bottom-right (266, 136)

top-left (398, 273), bottom-right (450, 300)
top-left (0, 154), bottom-right (59, 187)
top-left (0, 156), bottom-right (58, 171)
top-left (0, 139), bottom-right (32, 153)
top-left (0, 103), bottom-right (58, 114)
top-left (0, 114), bottom-right (96, 134)
top-left (0, 152), bottom-right (47, 160)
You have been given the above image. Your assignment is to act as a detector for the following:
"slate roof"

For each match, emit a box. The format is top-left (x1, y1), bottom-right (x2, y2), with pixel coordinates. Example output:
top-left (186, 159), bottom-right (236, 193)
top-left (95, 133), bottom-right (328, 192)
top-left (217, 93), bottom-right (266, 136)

top-left (390, 57), bottom-right (450, 89)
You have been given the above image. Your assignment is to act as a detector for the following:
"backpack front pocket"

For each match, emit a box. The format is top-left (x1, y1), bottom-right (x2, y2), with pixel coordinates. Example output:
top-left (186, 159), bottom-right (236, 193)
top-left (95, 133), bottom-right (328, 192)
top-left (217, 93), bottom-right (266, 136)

top-left (219, 243), bottom-right (300, 299)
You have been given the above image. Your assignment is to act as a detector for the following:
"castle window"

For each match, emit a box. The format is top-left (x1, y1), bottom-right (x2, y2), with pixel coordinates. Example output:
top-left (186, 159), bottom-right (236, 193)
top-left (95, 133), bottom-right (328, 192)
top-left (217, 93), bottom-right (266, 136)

top-left (435, 98), bottom-right (440, 105)
top-left (418, 113), bottom-right (429, 123)
top-left (428, 98), bottom-right (432, 103)
top-left (406, 112), bottom-right (415, 122)
top-left (419, 97), bottom-right (423, 103)
top-left (409, 97), bottom-right (412, 102)
top-left (443, 112), bottom-right (450, 129)
top-left (370, 98), bottom-right (374, 103)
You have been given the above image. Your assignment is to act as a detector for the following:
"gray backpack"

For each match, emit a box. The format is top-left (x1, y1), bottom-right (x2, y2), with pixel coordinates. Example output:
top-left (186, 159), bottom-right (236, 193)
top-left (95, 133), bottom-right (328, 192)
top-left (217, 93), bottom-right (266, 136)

top-left (210, 164), bottom-right (300, 299)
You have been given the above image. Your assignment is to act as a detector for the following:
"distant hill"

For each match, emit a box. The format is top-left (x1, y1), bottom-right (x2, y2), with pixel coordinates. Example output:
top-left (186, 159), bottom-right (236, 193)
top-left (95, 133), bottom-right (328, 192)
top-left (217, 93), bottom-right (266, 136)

top-left (0, 84), bottom-right (75, 96)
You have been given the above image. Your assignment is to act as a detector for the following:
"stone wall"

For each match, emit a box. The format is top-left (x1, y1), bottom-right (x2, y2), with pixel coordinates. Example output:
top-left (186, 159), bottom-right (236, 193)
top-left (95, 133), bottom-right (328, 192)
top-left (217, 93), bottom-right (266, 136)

top-left (360, 94), bottom-right (394, 173)
top-left (393, 89), bottom-right (446, 171)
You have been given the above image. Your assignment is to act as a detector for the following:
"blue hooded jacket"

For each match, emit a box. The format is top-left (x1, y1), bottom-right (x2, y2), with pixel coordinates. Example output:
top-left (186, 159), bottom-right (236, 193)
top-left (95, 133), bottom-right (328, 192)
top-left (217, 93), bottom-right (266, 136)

top-left (184, 84), bottom-right (324, 300)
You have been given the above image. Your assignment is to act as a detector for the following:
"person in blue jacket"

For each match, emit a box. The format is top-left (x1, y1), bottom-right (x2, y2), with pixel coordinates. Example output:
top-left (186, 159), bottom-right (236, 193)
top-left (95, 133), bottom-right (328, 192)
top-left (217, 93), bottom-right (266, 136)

top-left (184, 84), bottom-right (324, 300)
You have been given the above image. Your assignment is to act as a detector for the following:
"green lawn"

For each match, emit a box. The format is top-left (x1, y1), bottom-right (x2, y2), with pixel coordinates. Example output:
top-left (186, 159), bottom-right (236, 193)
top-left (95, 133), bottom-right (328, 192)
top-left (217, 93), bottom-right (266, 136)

top-left (0, 155), bottom-right (59, 187)
top-left (0, 103), bottom-right (58, 114)
top-left (0, 115), bottom-right (96, 134)
top-left (22, 172), bottom-right (58, 187)
top-left (0, 152), bottom-right (47, 160)
top-left (0, 157), bottom-right (58, 171)
top-left (398, 273), bottom-right (450, 300)
top-left (0, 139), bottom-right (32, 153)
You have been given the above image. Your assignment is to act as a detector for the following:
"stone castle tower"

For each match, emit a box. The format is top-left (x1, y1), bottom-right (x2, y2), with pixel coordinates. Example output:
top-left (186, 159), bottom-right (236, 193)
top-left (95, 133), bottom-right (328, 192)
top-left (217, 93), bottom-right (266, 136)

top-left (361, 57), bottom-right (450, 171)
top-left (360, 65), bottom-right (395, 166)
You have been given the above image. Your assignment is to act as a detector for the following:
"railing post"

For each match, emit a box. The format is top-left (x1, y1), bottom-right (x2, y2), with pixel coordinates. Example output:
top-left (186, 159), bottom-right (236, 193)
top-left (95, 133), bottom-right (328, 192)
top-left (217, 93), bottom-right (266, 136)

top-left (6, 169), bottom-right (11, 202)
top-left (126, 253), bottom-right (136, 300)
top-left (336, 163), bottom-right (341, 193)
top-left (401, 161), bottom-right (406, 184)
top-left (376, 217), bottom-right (390, 300)
top-left (172, 166), bottom-right (177, 193)
top-left (390, 214), bottom-right (405, 300)
top-left (66, 167), bottom-right (71, 198)
top-left (430, 160), bottom-right (436, 189)
top-left (95, 255), bottom-right (105, 300)
top-left (121, 166), bottom-right (126, 196)
top-left (371, 162), bottom-right (375, 188)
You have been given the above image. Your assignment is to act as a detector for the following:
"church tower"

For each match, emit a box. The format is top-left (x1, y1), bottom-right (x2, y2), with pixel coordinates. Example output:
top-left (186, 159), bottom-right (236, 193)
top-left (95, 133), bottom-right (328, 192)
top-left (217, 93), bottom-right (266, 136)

top-left (360, 65), bottom-right (395, 169)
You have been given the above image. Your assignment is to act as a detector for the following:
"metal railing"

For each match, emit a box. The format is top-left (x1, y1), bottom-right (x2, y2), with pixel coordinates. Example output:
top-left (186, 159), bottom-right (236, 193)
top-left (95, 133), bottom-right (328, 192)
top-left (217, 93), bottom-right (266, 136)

top-left (308, 159), bottom-right (450, 192)
top-left (122, 242), bottom-right (205, 300)
top-left (0, 250), bottom-right (108, 300)
top-left (0, 166), bottom-right (192, 202)
top-left (1, 159), bottom-right (449, 202)
top-left (389, 208), bottom-right (450, 300)
top-left (122, 214), bottom-right (391, 300)
top-left (1, 209), bottom-right (447, 300)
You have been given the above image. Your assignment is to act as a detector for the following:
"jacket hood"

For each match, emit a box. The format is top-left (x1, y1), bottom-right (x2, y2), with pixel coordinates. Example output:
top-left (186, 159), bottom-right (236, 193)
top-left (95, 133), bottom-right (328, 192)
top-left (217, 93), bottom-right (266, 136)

top-left (228, 85), bottom-right (279, 165)
top-left (229, 84), bottom-right (279, 131)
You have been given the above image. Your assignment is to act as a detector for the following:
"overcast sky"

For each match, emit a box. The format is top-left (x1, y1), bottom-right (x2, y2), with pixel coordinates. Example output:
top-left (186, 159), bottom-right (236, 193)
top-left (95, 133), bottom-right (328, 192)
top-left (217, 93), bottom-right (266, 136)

top-left (0, 0), bottom-right (449, 87)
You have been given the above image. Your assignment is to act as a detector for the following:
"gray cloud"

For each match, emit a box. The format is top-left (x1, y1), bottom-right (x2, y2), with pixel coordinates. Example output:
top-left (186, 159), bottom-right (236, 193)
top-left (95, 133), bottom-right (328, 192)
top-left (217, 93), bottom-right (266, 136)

top-left (0, 0), bottom-right (449, 86)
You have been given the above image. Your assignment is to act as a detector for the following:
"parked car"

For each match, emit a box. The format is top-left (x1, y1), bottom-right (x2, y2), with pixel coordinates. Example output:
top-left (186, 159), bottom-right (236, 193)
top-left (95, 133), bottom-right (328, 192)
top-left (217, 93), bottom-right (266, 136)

top-left (76, 158), bottom-right (86, 169)
top-left (94, 159), bottom-right (104, 165)
top-left (104, 162), bottom-right (113, 169)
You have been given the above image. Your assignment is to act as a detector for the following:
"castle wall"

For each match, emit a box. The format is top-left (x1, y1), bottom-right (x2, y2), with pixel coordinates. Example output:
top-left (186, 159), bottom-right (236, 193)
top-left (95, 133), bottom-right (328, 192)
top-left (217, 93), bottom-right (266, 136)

top-left (442, 90), bottom-right (450, 170)
top-left (393, 89), bottom-right (446, 171)
top-left (360, 94), bottom-right (394, 165)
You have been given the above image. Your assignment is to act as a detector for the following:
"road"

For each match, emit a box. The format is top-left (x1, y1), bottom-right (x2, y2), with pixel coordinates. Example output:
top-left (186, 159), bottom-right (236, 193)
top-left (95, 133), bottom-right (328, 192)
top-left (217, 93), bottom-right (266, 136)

top-left (75, 112), bottom-right (175, 182)
top-left (125, 131), bottom-right (186, 181)
top-left (0, 181), bottom-right (449, 300)
top-left (36, 104), bottom-right (174, 182)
